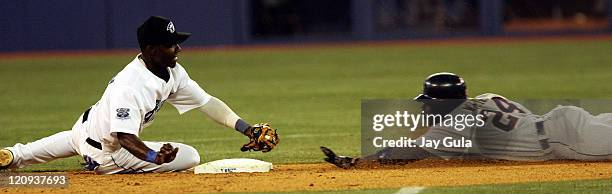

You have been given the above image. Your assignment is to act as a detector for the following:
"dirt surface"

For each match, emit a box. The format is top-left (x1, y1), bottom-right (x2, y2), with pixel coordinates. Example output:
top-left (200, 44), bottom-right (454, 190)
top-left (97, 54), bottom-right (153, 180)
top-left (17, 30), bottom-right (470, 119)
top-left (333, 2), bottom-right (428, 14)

top-left (2, 160), bottom-right (611, 193)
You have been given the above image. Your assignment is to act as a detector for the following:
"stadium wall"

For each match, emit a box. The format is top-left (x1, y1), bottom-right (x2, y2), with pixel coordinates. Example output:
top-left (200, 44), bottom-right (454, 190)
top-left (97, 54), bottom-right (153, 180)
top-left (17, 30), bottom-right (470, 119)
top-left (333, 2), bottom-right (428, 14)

top-left (0, 0), bottom-right (610, 52)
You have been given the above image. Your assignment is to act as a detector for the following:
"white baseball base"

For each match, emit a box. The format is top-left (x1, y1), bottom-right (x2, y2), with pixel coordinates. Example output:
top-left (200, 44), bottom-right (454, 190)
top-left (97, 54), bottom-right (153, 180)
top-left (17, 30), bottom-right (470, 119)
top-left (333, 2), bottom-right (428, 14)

top-left (194, 158), bottom-right (273, 174)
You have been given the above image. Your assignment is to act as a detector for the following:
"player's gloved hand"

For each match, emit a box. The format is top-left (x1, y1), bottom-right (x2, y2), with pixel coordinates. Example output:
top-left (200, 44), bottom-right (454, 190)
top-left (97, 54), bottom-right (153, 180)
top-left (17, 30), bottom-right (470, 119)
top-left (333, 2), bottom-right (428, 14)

top-left (320, 146), bottom-right (358, 169)
top-left (241, 123), bottom-right (279, 152)
top-left (155, 143), bottom-right (179, 165)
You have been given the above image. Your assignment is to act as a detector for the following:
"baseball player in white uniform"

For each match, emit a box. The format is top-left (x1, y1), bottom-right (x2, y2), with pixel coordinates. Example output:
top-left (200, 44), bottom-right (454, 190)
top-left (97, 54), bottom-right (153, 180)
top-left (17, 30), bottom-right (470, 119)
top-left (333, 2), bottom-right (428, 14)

top-left (0, 16), bottom-right (278, 174)
top-left (322, 72), bottom-right (612, 168)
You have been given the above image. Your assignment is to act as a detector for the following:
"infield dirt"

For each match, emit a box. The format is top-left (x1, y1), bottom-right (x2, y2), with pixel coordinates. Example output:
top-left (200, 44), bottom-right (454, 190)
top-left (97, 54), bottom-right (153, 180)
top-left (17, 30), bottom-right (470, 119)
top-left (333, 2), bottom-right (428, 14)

top-left (2, 160), bottom-right (611, 193)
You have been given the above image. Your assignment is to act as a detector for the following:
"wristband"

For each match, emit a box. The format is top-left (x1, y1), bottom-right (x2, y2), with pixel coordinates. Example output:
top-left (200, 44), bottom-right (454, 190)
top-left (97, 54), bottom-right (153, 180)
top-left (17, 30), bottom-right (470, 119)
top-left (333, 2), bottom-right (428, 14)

top-left (235, 119), bottom-right (251, 134)
top-left (146, 150), bottom-right (158, 163)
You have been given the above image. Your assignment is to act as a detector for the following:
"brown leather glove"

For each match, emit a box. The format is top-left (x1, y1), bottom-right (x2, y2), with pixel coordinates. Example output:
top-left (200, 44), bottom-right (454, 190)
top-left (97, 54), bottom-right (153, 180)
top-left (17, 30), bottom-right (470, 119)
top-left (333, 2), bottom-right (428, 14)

top-left (241, 123), bottom-right (279, 152)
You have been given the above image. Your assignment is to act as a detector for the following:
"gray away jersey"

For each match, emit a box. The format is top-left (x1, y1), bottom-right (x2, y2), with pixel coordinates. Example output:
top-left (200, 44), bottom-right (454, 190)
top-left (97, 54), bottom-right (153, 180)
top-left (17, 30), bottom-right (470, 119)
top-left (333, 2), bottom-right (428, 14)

top-left (421, 93), bottom-right (553, 161)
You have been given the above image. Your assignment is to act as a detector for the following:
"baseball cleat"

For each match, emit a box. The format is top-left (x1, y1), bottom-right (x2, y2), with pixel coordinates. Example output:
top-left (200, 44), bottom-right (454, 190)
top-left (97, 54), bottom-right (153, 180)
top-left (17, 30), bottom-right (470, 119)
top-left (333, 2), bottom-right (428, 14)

top-left (0, 149), bottom-right (14, 169)
top-left (320, 146), bottom-right (357, 169)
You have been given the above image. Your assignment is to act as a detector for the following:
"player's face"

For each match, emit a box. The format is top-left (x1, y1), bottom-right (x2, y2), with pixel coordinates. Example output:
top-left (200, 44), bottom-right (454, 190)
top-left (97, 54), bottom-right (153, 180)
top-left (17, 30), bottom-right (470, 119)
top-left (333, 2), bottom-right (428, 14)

top-left (155, 43), bottom-right (182, 68)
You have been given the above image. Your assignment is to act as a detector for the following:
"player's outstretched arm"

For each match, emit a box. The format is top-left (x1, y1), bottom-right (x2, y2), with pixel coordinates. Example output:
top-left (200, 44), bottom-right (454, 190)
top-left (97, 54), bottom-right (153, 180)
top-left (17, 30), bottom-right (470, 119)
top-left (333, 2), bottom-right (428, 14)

top-left (198, 97), bottom-right (279, 152)
top-left (321, 146), bottom-right (435, 169)
top-left (116, 132), bottom-right (178, 165)
top-left (198, 97), bottom-right (248, 133)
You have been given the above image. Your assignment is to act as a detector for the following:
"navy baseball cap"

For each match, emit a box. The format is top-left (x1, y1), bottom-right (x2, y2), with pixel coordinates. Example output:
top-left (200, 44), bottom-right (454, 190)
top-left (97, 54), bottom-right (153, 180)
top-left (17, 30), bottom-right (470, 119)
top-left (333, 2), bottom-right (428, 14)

top-left (137, 16), bottom-right (190, 48)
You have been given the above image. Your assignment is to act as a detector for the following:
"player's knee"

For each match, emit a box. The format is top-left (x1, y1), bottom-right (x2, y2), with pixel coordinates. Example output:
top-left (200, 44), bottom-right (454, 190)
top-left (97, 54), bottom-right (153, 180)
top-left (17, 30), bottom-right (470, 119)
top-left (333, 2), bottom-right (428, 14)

top-left (188, 151), bottom-right (200, 167)
top-left (180, 144), bottom-right (200, 167)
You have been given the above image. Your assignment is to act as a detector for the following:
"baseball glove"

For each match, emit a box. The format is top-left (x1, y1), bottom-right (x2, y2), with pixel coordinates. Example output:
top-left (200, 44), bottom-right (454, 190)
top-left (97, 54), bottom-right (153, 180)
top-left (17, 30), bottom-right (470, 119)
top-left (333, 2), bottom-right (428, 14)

top-left (241, 123), bottom-right (279, 152)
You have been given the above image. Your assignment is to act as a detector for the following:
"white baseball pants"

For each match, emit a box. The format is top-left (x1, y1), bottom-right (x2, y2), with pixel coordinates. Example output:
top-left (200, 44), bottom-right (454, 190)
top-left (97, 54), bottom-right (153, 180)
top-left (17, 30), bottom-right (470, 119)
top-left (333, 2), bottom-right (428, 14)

top-left (5, 120), bottom-right (200, 174)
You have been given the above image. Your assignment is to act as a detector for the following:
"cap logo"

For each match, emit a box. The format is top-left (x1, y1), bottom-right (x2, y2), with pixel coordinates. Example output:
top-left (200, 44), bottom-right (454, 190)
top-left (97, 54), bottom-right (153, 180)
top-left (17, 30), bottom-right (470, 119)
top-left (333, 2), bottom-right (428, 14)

top-left (166, 22), bottom-right (175, 33)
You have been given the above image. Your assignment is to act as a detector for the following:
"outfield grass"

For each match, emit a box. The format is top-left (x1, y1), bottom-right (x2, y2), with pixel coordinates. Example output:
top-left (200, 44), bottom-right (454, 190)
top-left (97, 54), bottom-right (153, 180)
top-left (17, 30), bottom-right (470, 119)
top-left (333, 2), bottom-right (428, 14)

top-left (422, 178), bottom-right (612, 194)
top-left (1, 38), bottom-right (611, 171)
top-left (284, 178), bottom-right (612, 193)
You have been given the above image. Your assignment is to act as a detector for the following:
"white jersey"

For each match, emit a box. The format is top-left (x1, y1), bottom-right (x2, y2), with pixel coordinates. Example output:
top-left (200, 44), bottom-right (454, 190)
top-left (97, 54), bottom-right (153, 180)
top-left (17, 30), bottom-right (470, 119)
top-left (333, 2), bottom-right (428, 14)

top-left (84, 54), bottom-right (212, 153)
top-left (6, 54), bottom-right (213, 173)
top-left (422, 93), bottom-right (553, 161)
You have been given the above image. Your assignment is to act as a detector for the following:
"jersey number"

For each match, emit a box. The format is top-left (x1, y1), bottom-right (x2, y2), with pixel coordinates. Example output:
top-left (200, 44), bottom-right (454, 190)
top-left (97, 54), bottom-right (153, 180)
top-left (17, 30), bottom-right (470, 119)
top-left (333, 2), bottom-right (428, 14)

top-left (482, 97), bottom-right (525, 132)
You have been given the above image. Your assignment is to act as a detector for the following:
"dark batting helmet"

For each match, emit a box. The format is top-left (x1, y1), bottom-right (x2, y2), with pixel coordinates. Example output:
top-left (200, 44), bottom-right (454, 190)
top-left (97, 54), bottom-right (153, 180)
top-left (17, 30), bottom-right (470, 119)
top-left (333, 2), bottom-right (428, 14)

top-left (414, 72), bottom-right (467, 100)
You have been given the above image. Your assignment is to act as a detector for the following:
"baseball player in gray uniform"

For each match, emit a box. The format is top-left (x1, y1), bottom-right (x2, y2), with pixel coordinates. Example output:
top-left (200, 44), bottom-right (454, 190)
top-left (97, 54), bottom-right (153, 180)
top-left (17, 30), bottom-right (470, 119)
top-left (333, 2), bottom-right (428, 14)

top-left (322, 72), bottom-right (612, 168)
top-left (0, 16), bottom-right (279, 174)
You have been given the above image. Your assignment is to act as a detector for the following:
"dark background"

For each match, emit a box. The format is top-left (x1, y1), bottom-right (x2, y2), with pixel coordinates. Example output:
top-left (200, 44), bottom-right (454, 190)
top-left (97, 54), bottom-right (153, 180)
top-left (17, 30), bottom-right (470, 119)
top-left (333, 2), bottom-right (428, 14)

top-left (0, 0), bottom-right (610, 52)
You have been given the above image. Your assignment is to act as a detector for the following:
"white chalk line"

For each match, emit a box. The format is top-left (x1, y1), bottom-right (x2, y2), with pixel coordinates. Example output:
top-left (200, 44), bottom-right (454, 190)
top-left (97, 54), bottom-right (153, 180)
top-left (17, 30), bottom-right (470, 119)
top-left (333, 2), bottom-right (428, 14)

top-left (395, 187), bottom-right (426, 194)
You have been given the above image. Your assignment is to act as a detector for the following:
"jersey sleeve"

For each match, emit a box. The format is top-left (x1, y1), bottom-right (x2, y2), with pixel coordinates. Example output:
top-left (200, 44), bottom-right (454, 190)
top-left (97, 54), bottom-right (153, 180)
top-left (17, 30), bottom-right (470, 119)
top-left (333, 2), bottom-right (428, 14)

top-left (167, 65), bottom-right (212, 114)
top-left (108, 86), bottom-right (143, 136)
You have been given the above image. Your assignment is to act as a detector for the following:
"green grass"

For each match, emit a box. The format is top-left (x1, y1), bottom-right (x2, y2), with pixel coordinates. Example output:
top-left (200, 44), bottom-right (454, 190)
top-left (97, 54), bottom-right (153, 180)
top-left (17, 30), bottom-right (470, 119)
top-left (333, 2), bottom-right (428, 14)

top-left (422, 178), bottom-right (612, 194)
top-left (1, 39), bottom-right (612, 172)
top-left (277, 178), bottom-right (612, 193)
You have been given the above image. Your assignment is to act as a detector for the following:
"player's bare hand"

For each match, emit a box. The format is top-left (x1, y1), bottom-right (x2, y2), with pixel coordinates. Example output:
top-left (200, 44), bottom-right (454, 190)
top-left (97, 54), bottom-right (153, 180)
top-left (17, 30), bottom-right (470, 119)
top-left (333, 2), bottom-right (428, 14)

top-left (155, 143), bottom-right (179, 164)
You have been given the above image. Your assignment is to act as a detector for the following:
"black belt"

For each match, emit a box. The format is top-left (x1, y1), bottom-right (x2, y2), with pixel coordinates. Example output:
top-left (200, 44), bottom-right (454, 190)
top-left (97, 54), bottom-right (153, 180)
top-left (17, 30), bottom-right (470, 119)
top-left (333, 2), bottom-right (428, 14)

top-left (535, 121), bottom-right (550, 150)
top-left (81, 107), bottom-right (102, 150)
top-left (82, 107), bottom-right (101, 150)
top-left (82, 107), bottom-right (91, 123)
top-left (535, 121), bottom-right (545, 135)
top-left (86, 138), bottom-right (102, 150)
